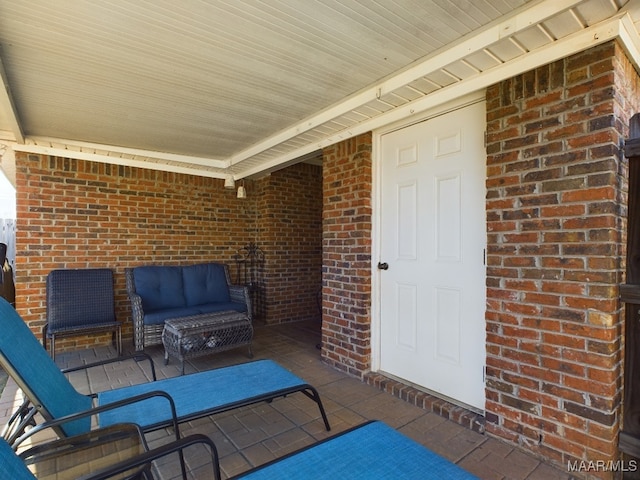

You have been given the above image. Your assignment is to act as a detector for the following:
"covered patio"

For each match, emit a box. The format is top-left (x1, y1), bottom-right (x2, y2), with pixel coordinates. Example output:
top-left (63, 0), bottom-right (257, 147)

top-left (2, 1), bottom-right (640, 474)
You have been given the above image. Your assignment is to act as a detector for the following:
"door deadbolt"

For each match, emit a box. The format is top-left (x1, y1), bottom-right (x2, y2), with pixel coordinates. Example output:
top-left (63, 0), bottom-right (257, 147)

top-left (377, 262), bottom-right (389, 270)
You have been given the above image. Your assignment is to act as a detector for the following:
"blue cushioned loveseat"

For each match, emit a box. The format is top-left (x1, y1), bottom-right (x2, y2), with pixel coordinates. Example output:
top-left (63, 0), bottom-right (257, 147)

top-left (125, 263), bottom-right (252, 350)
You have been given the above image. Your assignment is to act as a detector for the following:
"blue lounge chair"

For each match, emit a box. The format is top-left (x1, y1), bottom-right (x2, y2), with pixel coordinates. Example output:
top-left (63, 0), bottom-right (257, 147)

top-left (233, 421), bottom-right (479, 479)
top-left (0, 421), bottom-right (477, 480)
top-left (2, 421), bottom-right (478, 480)
top-left (0, 297), bottom-right (330, 444)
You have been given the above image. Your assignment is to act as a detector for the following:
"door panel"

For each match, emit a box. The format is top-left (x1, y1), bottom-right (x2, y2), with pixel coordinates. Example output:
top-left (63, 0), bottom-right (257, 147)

top-left (379, 101), bottom-right (486, 410)
top-left (397, 181), bottom-right (418, 259)
top-left (436, 173), bottom-right (461, 260)
top-left (396, 283), bottom-right (418, 350)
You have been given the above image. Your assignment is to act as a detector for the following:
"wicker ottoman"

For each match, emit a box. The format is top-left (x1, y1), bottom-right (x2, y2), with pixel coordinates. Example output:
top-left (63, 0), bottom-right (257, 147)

top-left (162, 311), bottom-right (253, 375)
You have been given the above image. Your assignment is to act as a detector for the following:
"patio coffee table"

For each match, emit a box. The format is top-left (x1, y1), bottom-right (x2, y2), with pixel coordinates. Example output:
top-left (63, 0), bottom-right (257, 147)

top-left (162, 311), bottom-right (253, 375)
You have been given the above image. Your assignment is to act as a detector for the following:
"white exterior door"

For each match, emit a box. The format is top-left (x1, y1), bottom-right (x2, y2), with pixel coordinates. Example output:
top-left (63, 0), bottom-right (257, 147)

top-left (378, 101), bottom-right (486, 411)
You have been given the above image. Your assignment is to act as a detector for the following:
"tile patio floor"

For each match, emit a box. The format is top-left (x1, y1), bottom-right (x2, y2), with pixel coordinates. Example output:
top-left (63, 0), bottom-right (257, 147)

top-left (0, 321), bottom-right (576, 479)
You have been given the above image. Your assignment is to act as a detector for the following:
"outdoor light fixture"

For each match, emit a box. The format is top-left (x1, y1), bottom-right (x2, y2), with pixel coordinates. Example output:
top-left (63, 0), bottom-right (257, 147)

top-left (224, 174), bottom-right (235, 189)
top-left (237, 180), bottom-right (247, 199)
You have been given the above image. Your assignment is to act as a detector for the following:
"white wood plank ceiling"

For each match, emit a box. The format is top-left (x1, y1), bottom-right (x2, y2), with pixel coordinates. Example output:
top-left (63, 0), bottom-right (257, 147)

top-left (0, 0), bottom-right (638, 182)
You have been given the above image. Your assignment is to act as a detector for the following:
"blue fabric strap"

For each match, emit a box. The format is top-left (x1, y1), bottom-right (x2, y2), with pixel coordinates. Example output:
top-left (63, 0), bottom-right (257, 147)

top-left (0, 438), bottom-right (36, 479)
top-left (98, 359), bottom-right (306, 429)
top-left (236, 421), bottom-right (479, 480)
top-left (0, 298), bottom-right (92, 436)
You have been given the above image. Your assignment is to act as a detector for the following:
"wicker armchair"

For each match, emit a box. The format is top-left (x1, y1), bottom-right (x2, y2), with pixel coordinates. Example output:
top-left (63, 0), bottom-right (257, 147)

top-left (43, 268), bottom-right (122, 360)
top-left (125, 263), bottom-right (252, 351)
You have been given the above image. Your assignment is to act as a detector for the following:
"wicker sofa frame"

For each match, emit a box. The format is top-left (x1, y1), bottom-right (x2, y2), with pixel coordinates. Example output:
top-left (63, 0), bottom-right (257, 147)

top-left (125, 264), bottom-right (252, 351)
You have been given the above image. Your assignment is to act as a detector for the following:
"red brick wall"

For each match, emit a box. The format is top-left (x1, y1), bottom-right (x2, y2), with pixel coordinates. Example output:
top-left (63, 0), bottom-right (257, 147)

top-left (14, 153), bottom-right (321, 349)
top-left (485, 40), bottom-right (639, 470)
top-left (319, 41), bottom-right (640, 472)
top-left (257, 163), bottom-right (323, 324)
top-left (321, 133), bottom-right (372, 376)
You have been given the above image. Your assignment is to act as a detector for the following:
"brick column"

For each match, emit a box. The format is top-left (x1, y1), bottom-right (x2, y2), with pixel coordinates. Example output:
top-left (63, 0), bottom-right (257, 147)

top-left (256, 163), bottom-right (323, 324)
top-left (321, 133), bottom-right (373, 376)
top-left (485, 41), bottom-right (639, 470)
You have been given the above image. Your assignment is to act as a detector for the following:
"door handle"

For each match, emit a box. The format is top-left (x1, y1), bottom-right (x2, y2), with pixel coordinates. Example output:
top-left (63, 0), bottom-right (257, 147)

top-left (377, 262), bottom-right (389, 270)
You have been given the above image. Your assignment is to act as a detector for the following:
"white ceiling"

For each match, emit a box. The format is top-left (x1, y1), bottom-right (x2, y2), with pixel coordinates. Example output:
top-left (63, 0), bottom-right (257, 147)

top-left (0, 0), bottom-right (639, 183)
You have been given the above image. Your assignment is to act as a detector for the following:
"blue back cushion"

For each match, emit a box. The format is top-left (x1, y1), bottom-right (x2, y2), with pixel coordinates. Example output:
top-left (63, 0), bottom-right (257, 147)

top-left (0, 298), bottom-right (92, 437)
top-left (182, 263), bottom-right (230, 306)
top-left (133, 266), bottom-right (186, 311)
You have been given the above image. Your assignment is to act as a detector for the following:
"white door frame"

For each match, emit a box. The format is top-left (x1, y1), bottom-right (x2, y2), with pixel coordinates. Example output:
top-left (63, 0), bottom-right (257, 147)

top-left (371, 90), bottom-right (486, 375)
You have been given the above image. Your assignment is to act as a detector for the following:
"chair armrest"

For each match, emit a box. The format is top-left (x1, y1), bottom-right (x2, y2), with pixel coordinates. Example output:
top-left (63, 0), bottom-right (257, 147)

top-left (18, 423), bottom-right (148, 480)
top-left (61, 352), bottom-right (157, 381)
top-left (229, 284), bottom-right (253, 322)
top-left (125, 268), bottom-right (146, 351)
top-left (77, 433), bottom-right (221, 480)
top-left (128, 292), bottom-right (144, 324)
top-left (13, 390), bottom-right (180, 447)
top-left (130, 292), bottom-right (145, 351)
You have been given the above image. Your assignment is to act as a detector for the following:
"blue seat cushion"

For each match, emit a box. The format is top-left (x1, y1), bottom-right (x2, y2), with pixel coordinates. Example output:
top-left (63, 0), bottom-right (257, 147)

top-left (134, 266), bottom-right (186, 311)
top-left (143, 306), bottom-right (203, 325)
top-left (182, 263), bottom-right (230, 306)
top-left (195, 302), bottom-right (247, 315)
top-left (143, 303), bottom-right (247, 326)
